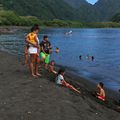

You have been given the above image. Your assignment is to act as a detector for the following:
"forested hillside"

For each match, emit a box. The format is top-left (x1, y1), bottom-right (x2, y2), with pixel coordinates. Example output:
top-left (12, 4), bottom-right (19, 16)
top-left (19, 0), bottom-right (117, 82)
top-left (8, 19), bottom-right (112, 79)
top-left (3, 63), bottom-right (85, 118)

top-left (0, 0), bottom-right (120, 22)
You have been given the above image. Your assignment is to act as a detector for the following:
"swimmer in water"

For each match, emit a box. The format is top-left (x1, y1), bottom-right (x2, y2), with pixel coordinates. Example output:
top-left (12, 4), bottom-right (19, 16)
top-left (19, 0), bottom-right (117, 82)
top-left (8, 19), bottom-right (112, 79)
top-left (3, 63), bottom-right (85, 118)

top-left (55, 47), bottom-right (60, 53)
top-left (91, 56), bottom-right (95, 61)
top-left (79, 55), bottom-right (82, 60)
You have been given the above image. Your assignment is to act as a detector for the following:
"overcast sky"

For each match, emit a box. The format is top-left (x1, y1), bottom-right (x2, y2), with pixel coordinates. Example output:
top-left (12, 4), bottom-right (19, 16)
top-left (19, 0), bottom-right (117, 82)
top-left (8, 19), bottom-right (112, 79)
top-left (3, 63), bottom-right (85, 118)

top-left (86, 0), bottom-right (98, 4)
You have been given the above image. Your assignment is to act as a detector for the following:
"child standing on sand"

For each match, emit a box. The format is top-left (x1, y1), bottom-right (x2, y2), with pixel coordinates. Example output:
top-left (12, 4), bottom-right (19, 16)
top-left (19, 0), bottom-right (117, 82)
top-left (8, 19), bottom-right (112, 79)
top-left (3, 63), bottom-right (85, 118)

top-left (40, 35), bottom-right (52, 69)
top-left (96, 82), bottom-right (106, 101)
top-left (56, 69), bottom-right (81, 94)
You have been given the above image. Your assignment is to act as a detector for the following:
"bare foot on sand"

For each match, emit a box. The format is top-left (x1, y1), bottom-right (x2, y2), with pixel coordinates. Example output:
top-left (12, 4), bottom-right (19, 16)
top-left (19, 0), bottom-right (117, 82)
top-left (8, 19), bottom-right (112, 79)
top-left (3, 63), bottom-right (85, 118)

top-left (32, 74), bottom-right (38, 78)
top-left (36, 73), bottom-right (42, 77)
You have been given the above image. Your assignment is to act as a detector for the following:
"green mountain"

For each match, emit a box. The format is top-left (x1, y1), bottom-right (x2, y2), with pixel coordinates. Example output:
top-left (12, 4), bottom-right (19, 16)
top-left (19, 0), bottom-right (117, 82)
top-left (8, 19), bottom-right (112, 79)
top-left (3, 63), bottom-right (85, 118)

top-left (64, 0), bottom-right (88, 8)
top-left (64, 0), bottom-right (120, 22)
top-left (112, 12), bottom-right (120, 22)
top-left (1, 0), bottom-right (120, 22)
top-left (0, 0), bottom-right (81, 20)
top-left (94, 0), bottom-right (120, 21)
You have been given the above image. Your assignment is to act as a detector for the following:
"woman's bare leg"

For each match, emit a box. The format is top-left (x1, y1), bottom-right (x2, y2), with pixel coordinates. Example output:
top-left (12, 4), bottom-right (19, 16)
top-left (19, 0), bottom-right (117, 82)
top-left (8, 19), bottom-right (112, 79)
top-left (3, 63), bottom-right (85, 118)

top-left (30, 54), bottom-right (37, 77)
top-left (35, 55), bottom-right (41, 76)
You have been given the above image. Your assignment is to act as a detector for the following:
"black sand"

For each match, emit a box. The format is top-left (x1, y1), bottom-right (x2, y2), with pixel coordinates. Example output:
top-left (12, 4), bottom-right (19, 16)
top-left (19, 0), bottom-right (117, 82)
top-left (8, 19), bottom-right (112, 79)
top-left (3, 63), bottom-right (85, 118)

top-left (0, 51), bottom-right (120, 120)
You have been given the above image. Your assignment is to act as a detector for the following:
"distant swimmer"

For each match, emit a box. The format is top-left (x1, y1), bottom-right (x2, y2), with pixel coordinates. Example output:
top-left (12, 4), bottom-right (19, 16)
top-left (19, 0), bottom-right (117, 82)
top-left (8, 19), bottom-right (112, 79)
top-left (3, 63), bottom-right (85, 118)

top-left (79, 55), bottom-right (82, 60)
top-left (91, 56), bottom-right (95, 61)
top-left (65, 30), bottom-right (73, 35)
top-left (55, 47), bottom-right (60, 53)
top-left (79, 55), bottom-right (95, 61)
top-left (86, 55), bottom-right (95, 61)
top-left (49, 47), bottom-right (60, 54)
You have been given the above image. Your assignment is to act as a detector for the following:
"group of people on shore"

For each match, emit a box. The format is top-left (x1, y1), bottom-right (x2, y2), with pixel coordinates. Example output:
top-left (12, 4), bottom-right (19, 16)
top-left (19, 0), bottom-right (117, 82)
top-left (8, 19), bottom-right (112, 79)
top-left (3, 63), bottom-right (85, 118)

top-left (24, 25), bottom-right (81, 94)
top-left (24, 25), bottom-right (120, 110)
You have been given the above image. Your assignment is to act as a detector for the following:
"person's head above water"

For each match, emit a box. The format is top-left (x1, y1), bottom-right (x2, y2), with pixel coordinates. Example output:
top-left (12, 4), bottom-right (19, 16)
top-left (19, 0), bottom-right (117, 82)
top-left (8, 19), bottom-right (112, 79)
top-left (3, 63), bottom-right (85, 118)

top-left (97, 82), bottom-right (104, 89)
top-left (31, 25), bottom-right (40, 34)
top-left (58, 68), bottom-right (65, 76)
top-left (43, 35), bottom-right (48, 41)
top-left (79, 55), bottom-right (82, 60)
top-left (55, 47), bottom-right (59, 53)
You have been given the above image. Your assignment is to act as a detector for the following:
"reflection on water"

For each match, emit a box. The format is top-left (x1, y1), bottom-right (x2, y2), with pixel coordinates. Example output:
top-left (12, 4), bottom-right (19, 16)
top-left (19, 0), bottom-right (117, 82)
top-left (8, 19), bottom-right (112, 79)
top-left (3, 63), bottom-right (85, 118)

top-left (0, 28), bottom-right (120, 91)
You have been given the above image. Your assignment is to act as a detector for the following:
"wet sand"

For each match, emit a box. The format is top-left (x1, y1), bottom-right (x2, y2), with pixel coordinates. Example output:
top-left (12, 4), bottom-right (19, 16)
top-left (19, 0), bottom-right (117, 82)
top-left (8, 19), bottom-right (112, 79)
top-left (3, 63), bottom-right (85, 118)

top-left (0, 51), bottom-right (120, 120)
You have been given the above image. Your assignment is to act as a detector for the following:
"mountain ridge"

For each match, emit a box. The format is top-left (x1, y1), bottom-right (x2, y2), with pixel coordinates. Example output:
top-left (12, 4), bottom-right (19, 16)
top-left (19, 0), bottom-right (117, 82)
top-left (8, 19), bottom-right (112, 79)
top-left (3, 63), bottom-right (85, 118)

top-left (0, 0), bottom-right (120, 22)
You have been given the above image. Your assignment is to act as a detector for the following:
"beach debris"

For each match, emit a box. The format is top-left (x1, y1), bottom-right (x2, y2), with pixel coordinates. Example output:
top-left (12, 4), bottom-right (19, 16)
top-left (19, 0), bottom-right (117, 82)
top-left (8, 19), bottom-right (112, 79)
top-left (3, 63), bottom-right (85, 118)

top-left (38, 100), bottom-right (42, 103)
top-left (3, 102), bottom-right (6, 105)
top-left (27, 111), bottom-right (32, 114)
top-left (40, 85), bottom-right (42, 88)
top-left (1, 102), bottom-right (7, 105)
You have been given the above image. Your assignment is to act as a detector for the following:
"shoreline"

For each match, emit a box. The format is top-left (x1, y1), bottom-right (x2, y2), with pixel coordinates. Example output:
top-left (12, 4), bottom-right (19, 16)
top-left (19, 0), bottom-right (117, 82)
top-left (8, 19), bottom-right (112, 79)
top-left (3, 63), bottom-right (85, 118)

top-left (1, 48), bottom-right (120, 102)
top-left (0, 51), bottom-right (120, 119)
top-left (56, 64), bottom-right (120, 100)
top-left (0, 25), bottom-right (120, 34)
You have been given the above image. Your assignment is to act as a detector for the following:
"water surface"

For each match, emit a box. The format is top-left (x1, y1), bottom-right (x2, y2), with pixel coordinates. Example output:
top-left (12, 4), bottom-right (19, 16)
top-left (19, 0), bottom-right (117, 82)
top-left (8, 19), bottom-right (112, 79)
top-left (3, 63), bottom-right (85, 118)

top-left (0, 28), bottom-right (120, 91)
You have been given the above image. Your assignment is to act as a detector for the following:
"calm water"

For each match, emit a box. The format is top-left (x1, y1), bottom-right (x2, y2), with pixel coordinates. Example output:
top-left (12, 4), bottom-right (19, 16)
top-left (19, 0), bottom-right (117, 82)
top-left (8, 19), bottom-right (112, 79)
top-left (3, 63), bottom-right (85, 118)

top-left (0, 28), bottom-right (120, 91)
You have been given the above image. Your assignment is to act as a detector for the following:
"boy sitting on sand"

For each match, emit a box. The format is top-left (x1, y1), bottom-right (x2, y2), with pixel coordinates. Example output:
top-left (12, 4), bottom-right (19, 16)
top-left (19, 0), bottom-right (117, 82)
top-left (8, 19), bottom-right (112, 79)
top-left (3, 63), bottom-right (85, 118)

top-left (48, 60), bottom-right (57, 74)
top-left (56, 69), bottom-right (81, 94)
top-left (96, 82), bottom-right (106, 101)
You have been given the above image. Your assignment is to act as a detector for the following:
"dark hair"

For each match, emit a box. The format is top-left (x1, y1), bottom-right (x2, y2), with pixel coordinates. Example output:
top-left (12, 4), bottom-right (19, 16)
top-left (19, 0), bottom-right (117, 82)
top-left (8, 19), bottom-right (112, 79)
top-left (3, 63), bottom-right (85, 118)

top-left (118, 89), bottom-right (120, 92)
top-left (31, 25), bottom-right (39, 32)
top-left (43, 35), bottom-right (48, 39)
top-left (33, 24), bottom-right (39, 27)
top-left (99, 82), bottom-right (104, 88)
top-left (51, 60), bottom-right (55, 63)
top-left (58, 68), bottom-right (65, 75)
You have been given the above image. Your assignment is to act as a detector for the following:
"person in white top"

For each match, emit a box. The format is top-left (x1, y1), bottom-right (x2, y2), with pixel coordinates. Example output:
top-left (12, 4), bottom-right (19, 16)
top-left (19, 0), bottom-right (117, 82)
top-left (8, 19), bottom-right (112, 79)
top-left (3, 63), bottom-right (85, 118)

top-left (56, 69), bottom-right (81, 94)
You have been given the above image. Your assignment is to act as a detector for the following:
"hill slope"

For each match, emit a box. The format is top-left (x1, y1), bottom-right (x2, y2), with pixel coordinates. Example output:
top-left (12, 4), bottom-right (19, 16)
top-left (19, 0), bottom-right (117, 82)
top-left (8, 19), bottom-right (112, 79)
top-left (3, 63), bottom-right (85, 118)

top-left (64, 0), bottom-right (89, 8)
top-left (94, 0), bottom-right (120, 21)
top-left (1, 0), bottom-right (120, 22)
top-left (0, 0), bottom-right (81, 20)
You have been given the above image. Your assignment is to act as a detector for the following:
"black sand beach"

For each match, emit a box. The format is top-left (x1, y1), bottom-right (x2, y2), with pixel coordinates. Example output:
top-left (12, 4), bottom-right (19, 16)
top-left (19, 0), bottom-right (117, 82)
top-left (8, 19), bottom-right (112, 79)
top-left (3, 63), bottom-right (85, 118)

top-left (0, 51), bottom-right (120, 120)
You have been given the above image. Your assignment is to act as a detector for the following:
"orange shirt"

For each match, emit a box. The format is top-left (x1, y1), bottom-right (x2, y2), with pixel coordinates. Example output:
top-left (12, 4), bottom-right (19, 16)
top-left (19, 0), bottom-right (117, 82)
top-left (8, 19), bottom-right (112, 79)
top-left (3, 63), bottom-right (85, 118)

top-left (27, 32), bottom-right (37, 44)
